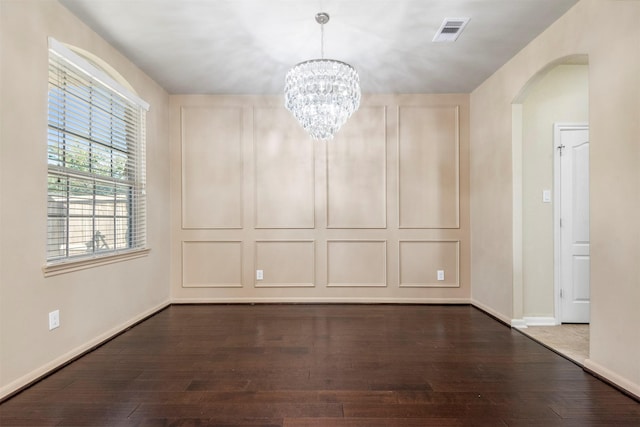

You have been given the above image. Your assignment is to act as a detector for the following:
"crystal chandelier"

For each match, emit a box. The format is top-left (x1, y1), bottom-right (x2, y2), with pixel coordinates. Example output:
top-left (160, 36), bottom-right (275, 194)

top-left (284, 12), bottom-right (361, 141)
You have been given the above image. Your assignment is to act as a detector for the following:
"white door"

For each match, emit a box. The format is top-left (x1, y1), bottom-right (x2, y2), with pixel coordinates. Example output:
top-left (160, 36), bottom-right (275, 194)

top-left (555, 124), bottom-right (590, 323)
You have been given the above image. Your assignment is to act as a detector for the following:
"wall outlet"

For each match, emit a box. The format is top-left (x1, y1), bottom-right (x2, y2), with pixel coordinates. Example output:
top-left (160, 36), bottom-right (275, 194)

top-left (49, 310), bottom-right (60, 330)
top-left (437, 270), bottom-right (445, 281)
top-left (256, 270), bottom-right (264, 280)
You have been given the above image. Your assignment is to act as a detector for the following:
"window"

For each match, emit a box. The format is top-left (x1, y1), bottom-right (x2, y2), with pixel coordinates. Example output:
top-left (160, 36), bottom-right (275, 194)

top-left (46, 38), bottom-right (149, 266)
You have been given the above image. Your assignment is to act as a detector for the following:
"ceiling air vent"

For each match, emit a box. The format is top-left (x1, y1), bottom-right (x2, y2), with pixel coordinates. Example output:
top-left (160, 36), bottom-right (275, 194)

top-left (433, 18), bottom-right (470, 42)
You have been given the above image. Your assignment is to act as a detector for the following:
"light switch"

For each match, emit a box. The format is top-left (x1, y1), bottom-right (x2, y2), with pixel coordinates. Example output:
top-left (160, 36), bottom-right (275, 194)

top-left (542, 190), bottom-right (552, 203)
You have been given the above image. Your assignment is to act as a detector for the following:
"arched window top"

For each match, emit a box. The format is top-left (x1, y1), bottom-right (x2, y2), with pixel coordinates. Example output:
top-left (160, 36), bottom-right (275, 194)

top-left (65, 43), bottom-right (138, 96)
top-left (48, 37), bottom-right (149, 110)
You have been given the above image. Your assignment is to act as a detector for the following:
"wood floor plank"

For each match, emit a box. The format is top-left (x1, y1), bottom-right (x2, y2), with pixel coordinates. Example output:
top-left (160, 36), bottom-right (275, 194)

top-left (127, 402), bottom-right (343, 420)
top-left (283, 417), bottom-right (506, 426)
top-left (1, 304), bottom-right (638, 427)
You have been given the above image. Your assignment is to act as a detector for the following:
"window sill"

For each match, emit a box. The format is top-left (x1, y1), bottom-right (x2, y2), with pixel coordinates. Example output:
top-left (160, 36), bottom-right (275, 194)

top-left (43, 248), bottom-right (151, 277)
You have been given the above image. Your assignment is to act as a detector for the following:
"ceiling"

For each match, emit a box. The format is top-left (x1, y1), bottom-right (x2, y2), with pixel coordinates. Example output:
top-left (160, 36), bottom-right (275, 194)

top-left (59, 0), bottom-right (578, 95)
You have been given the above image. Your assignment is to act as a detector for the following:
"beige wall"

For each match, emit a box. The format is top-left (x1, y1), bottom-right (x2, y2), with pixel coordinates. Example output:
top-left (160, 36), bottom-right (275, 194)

top-left (0, 1), bottom-right (171, 398)
top-left (470, 0), bottom-right (639, 397)
top-left (170, 94), bottom-right (470, 302)
top-left (520, 64), bottom-right (589, 319)
top-left (2, 0), bottom-right (637, 404)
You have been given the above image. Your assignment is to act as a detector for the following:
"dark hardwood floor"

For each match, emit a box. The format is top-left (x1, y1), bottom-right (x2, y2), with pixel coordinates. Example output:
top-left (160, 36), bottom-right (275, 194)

top-left (1, 304), bottom-right (638, 426)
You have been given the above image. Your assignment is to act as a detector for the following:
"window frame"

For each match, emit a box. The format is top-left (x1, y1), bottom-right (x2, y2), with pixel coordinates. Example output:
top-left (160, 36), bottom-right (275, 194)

top-left (44, 38), bottom-right (150, 276)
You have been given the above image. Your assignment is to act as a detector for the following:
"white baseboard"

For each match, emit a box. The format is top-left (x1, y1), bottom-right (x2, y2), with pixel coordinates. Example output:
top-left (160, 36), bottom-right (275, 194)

top-left (470, 299), bottom-right (511, 325)
top-left (511, 318), bottom-right (528, 328)
top-left (584, 358), bottom-right (640, 400)
top-left (523, 316), bottom-right (558, 326)
top-left (0, 300), bottom-right (171, 401)
top-left (511, 316), bottom-right (558, 328)
top-left (171, 297), bottom-right (471, 304)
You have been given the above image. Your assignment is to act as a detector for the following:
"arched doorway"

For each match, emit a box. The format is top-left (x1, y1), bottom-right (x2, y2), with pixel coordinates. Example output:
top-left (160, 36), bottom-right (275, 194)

top-left (511, 55), bottom-right (590, 364)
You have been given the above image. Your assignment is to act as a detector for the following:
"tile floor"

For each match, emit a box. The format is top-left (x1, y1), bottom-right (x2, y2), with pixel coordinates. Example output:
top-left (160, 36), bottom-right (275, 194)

top-left (518, 324), bottom-right (589, 365)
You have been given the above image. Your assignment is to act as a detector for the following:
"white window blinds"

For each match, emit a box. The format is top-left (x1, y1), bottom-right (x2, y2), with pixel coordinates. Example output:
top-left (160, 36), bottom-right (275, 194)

top-left (47, 38), bottom-right (148, 263)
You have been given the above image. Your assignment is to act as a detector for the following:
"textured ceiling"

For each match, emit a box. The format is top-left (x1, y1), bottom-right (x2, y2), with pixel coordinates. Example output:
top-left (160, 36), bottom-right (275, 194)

top-left (59, 0), bottom-right (578, 94)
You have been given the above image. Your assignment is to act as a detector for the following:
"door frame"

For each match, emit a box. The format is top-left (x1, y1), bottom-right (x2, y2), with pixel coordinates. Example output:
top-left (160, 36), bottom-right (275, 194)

top-left (553, 122), bottom-right (589, 323)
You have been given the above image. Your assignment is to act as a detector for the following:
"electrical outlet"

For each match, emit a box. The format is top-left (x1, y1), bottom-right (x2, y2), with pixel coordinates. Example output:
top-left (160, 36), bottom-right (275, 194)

top-left (437, 270), bottom-right (445, 281)
top-left (256, 270), bottom-right (264, 280)
top-left (49, 310), bottom-right (60, 330)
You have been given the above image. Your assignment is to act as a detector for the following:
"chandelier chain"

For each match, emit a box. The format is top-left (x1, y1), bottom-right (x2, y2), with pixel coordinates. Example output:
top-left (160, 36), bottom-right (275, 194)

top-left (320, 22), bottom-right (324, 59)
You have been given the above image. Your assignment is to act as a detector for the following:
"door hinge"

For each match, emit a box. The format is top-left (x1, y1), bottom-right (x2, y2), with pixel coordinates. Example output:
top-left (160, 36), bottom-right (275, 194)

top-left (557, 144), bottom-right (566, 156)
top-left (560, 218), bottom-right (563, 228)
top-left (560, 289), bottom-right (563, 298)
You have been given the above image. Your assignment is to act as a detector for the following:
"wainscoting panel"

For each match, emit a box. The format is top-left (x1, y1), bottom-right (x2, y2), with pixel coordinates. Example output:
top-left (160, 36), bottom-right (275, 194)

top-left (398, 106), bottom-right (460, 229)
top-left (171, 94), bottom-right (469, 302)
top-left (181, 107), bottom-right (243, 229)
top-left (182, 241), bottom-right (243, 288)
top-left (327, 106), bottom-right (387, 228)
top-left (327, 240), bottom-right (387, 287)
top-left (399, 240), bottom-right (460, 287)
top-left (254, 107), bottom-right (315, 229)
top-left (254, 240), bottom-right (315, 287)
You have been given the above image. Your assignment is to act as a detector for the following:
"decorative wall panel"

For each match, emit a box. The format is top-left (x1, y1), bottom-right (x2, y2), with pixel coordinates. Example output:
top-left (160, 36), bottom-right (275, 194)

top-left (327, 107), bottom-right (387, 228)
top-left (172, 94), bottom-right (469, 303)
top-left (181, 107), bottom-right (243, 229)
top-left (254, 107), bottom-right (315, 228)
top-left (399, 240), bottom-right (459, 287)
top-left (398, 106), bottom-right (459, 228)
top-left (327, 240), bottom-right (387, 287)
top-left (182, 241), bottom-right (242, 287)
top-left (254, 240), bottom-right (315, 287)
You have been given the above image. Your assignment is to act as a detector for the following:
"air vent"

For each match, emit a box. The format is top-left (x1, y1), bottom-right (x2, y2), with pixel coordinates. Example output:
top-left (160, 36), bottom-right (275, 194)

top-left (433, 18), bottom-right (470, 42)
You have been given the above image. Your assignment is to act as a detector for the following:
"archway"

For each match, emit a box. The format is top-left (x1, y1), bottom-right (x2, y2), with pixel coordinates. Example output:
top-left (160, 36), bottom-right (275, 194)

top-left (511, 55), bottom-right (590, 363)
